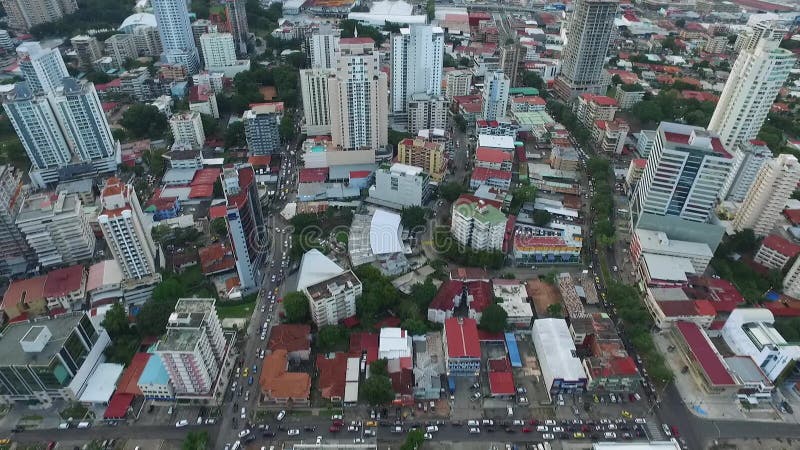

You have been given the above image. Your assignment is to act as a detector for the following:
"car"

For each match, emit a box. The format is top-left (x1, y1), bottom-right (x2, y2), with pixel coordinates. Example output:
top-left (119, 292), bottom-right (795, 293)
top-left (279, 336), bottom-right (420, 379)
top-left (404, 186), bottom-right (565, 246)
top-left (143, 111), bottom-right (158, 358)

top-left (329, 426), bottom-right (341, 433)
top-left (634, 418), bottom-right (647, 424)
top-left (364, 429), bottom-right (376, 437)
top-left (604, 432), bottom-right (617, 439)
top-left (512, 420), bottom-right (524, 426)
top-left (365, 421), bottom-right (377, 427)
top-left (468, 427), bottom-right (480, 434)
top-left (552, 426), bottom-right (564, 433)
top-left (471, 391), bottom-right (482, 400)
top-left (467, 420), bottom-right (480, 427)
top-left (671, 426), bottom-right (680, 437)
top-left (522, 427), bottom-right (532, 433)
top-left (242, 368), bottom-right (249, 377)
top-left (354, 438), bottom-right (365, 444)
top-left (662, 424), bottom-right (672, 436)
top-left (782, 401), bottom-right (794, 414)
top-left (288, 429), bottom-right (300, 436)
top-left (621, 410), bottom-right (632, 419)
top-left (536, 426), bottom-right (548, 432)
top-left (544, 419), bottom-right (557, 426)
top-left (608, 424), bottom-right (617, 430)
top-left (392, 426), bottom-right (403, 433)
top-left (542, 433), bottom-right (555, 440)
top-left (347, 426), bottom-right (358, 432)
top-left (574, 432), bottom-right (585, 439)
top-left (426, 425), bottom-right (438, 433)
top-left (331, 414), bottom-right (343, 420)
top-left (471, 382), bottom-right (480, 390)
top-left (304, 426), bottom-right (316, 432)
top-left (277, 410), bottom-right (286, 421)
top-left (240, 408), bottom-right (246, 420)
top-left (481, 419), bottom-right (494, 426)
top-left (238, 429), bottom-right (251, 438)
top-left (248, 375), bottom-right (254, 385)
top-left (174, 419), bottom-right (189, 428)
top-left (423, 433), bottom-right (433, 440)
top-left (58, 422), bottom-right (70, 429)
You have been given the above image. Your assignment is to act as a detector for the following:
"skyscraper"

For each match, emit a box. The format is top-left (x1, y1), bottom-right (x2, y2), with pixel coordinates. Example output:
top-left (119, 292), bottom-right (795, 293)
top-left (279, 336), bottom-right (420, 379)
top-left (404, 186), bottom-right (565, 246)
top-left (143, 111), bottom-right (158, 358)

top-left (553, 0), bottom-right (619, 100)
top-left (499, 43), bottom-right (526, 87)
top-left (222, 164), bottom-right (266, 293)
top-left (70, 35), bottom-right (102, 71)
top-left (299, 68), bottom-right (333, 136)
top-left (151, 0), bottom-right (201, 74)
top-left (222, 0), bottom-right (249, 57)
top-left (733, 153), bottom-right (800, 237)
top-left (243, 103), bottom-right (282, 155)
top-left (200, 32), bottom-right (237, 69)
top-left (1, 0), bottom-right (77, 33)
top-left (16, 42), bottom-right (69, 95)
top-left (391, 25), bottom-right (444, 115)
top-left (0, 165), bottom-right (35, 277)
top-left (632, 122), bottom-right (733, 225)
top-left (708, 22), bottom-right (795, 150)
top-left (98, 177), bottom-right (158, 282)
top-left (169, 111), bottom-right (205, 149)
top-left (482, 71), bottom-right (510, 121)
top-left (719, 139), bottom-right (773, 202)
top-left (328, 38), bottom-right (388, 152)
top-left (308, 24), bottom-right (340, 69)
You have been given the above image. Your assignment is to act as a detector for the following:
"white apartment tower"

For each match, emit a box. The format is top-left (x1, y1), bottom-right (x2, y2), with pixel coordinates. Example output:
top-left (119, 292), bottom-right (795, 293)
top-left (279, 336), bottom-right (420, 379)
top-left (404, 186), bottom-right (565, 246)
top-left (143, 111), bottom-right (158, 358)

top-left (15, 191), bottom-right (95, 268)
top-left (1, 0), bottom-right (77, 33)
top-left (169, 111), bottom-right (205, 149)
top-left (328, 38), bottom-right (388, 151)
top-left (391, 25), bottom-right (445, 114)
top-left (309, 24), bottom-right (340, 69)
top-left (98, 177), bottom-right (158, 281)
top-left (632, 122), bottom-right (734, 225)
top-left (708, 22), bottom-right (795, 150)
top-left (553, 0), bottom-right (619, 100)
top-left (156, 298), bottom-right (226, 396)
top-left (407, 94), bottom-right (449, 135)
top-left (200, 32), bottom-right (236, 69)
top-left (303, 270), bottom-right (362, 327)
top-left (482, 71), bottom-right (510, 121)
top-left (151, 0), bottom-right (201, 74)
top-left (720, 140), bottom-right (773, 202)
top-left (733, 154), bottom-right (800, 237)
top-left (445, 70), bottom-right (472, 99)
top-left (300, 68), bottom-right (333, 136)
top-left (16, 42), bottom-right (69, 95)
top-left (104, 34), bottom-right (139, 69)
top-left (450, 195), bottom-right (508, 251)
top-left (70, 35), bottom-right (102, 71)
top-left (222, 164), bottom-right (267, 293)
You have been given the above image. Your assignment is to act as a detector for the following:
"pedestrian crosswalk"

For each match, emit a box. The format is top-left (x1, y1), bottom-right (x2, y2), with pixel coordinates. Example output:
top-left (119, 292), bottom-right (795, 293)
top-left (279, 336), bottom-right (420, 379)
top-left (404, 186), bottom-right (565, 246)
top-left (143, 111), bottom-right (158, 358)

top-left (645, 420), bottom-right (665, 440)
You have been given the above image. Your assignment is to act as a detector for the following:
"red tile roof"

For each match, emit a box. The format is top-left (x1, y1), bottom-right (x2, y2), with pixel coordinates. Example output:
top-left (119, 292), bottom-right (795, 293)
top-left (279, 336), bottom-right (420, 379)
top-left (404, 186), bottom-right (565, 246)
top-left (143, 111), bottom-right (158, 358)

top-left (2, 275), bottom-right (47, 310)
top-left (471, 167), bottom-right (512, 182)
top-left (444, 317), bottom-right (480, 359)
top-left (42, 265), bottom-right (85, 298)
top-left (299, 167), bottom-right (329, 183)
top-left (189, 184), bottom-right (214, 198)
top-left (761, 234), bottom-right (800, 258)
top-left (350, 170), bottom-right (372, 179)
top-left (248, 155), bottom-right (272, 167)
top-left (315, 352), bottom-right (348, 400)
top-left (430, 280), bottom-right (463, 311)
top-left (190, 168), bottom-right (221, 186)
top-left (488, 372), bottom-right (515, 395)
top-left (350, 332), bottom-right (379, 363)
top-left (580, 93), bottom-right (618, 107)
top-left (199, 242), bottom-right (236, 275)
top-left (633, 158), bottom-right (647, 168)
top-left (476, 147), bottom-right (512, 164)
top-left (468, 280), bottom-right (492, 313)
top-left (209, 204), bottom-right (227, 219)
top-left (675, 321), bottom-right (736, 386)
top-left (116, 353), bottom-right (150, 396)
top-left (104, 393), bottom-right (134, 419)
top-left (450, 267), bottom-right (490, 281)
top-left (477, 330), bottom-right (505, 342)
top-left (340, 37), bottom-right (375, 44)
top-left (268, 324), bottom-right (311, 353)
top-left (657, 300), bottom-right (716, 317)
top-left (488, 358), bottom-right (511, 372)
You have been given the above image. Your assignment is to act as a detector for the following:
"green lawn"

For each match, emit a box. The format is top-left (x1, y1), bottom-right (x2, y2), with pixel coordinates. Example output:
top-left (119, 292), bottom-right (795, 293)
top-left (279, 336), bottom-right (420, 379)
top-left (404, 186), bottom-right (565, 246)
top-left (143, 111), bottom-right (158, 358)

top-left (216, 297), bottom-right (257, 319)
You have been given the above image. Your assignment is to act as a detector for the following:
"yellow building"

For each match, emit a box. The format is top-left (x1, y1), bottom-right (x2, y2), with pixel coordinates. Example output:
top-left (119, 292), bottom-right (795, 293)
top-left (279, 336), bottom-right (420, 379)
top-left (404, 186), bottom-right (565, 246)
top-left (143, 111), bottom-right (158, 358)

top-left (396, 138), bottom-right (446, 182)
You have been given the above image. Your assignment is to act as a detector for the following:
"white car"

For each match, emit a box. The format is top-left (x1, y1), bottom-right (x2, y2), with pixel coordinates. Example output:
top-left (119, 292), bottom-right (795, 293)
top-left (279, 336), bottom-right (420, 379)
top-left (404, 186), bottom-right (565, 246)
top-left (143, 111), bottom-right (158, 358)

top-left (426, 425), bottom-right (438, 433)
top-left (240, 407), bottom-right (246, 420)
top-left (316, 436), bottom-right (323, 444)
top-left (331, 414), bottom-right (343, 420)
top-left (354, 438), bottom-right (365, 443)
top-left (542, 433), bottom-right (555, 440)
top-left (512, 420), bottom-right (524, 426)
top-left (288, 429), bottom-right (300, 436)
top-left (634, 418), bottom-right (647, 424)
top-left (238, 429), bottom-right (251, 438)
top-left (423, 433), bottom-right (433, 440)
top-left (276, 410), bottom-right (286, 421)
top-left (468, 427), bottom-right (480, 434)
top-left (604, 432), bottom-right (617, 439)
top-left (552, 426), bottom-right (564, 433)
top-left (175, 420), bottom-right (189, 428)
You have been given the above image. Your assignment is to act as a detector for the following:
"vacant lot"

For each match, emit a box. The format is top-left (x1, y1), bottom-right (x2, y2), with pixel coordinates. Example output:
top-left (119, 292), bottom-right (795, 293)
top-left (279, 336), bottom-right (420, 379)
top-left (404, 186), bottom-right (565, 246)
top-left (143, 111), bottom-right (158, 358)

top-left (526, 279), bottom-right (562, 317)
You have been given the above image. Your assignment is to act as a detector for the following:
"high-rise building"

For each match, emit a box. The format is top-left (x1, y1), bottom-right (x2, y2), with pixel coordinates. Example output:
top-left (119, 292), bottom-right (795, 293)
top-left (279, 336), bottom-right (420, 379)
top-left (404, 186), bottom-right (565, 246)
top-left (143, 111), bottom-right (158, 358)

top-left (15, 191), bottom-right (95, 268)
top-left (70, 35), bottom-right (102, 71)
top-left (445, 70), bottom-right (472, 99)
top-left (298, 251), bottom-right (361, 327)
top-left (222, 0), bottom-right (249, 56)
top-left (222, 164), bottom-right (266, 293)
top-left (720, 139), bottom-right (773, 202)
top-left (299, 68), bottom-right (333, 136)
top-left (733, 153), bottom-right (800, 237)
top-left (200, 32), bottom-right (236, 69)
top-left (632, 122), bottom-right (733, 225)
top-left (708, 22), bottom-right (795, 150)
top-left (191, 19), bottom-right (214, 65)
top-left (155, 298), bottom-right (227, 397)
top-left (499, 43), bottom-right (525, 87)
top-left (129, 21), bottom-right (163, 58)
top-left (98, 177), bottom-right (158, 282)
top-left (553, 0), bottom-right (619, 100)
top-left (397, 138), bottom-right (446, 181)
top-left (151, 0), bottom-right (200, 74)
top-left (482, 71), bottom-right (510, 121)
top-left (328, 38), bottom-right (388, 152)
top-left (104, 34), bottom-right (139, 69)
top-left (169, 111), bottom-right (205, 149)
top-left (451, 194), bottom-right (508, 251)
top-left (16, 42), bottom-right (69, 95)
top-left (391, 25), bottom-right (444, 115)
top-left (0, 165), bottom-right (35, 277)
top-left (407, 94), bottom-right (449, 135)
top-left (243, 103), bottom-right (283, 155)
top-left (308, 24), bottom-right (340, 69)
top-left (1, 0), bottom-right (78, 33)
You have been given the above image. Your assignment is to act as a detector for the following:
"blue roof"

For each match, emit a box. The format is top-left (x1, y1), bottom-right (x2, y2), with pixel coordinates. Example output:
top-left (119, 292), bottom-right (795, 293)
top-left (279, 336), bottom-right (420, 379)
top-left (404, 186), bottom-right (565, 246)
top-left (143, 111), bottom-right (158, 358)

top-left (505, 332), bottom-right (522, 368)
top-left (138, 354), bottom-right (170, 385)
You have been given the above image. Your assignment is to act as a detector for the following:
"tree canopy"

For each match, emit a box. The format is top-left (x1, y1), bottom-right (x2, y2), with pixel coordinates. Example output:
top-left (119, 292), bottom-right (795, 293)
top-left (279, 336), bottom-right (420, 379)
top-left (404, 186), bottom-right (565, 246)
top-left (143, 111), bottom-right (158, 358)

top-left (121, 104), bottom-right (168, 139)
top-left (317, 325), bottom-right (348, 352)
top-left (182, 431), bottom-right (209, 450)
top-left (532, 210), bottom-right (552, 227)
top-left (102, 303), bottom-right (139, 365)
top-left (361, 373), bottom-right (394, 405)
top-left (479, 303), bottom-right (508, 333)
top-left (439, 182), bottom-right (466, 202)
top-left (401, 206), bottom-right (428, 230)
top-left (283, 291), bottom-right (311, 324)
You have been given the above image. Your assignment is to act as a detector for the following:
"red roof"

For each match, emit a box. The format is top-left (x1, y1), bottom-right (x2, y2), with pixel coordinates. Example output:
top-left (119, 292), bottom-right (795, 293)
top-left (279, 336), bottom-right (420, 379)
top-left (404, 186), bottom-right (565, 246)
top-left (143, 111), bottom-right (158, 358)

top-left (580, 93), bottom-right (618, 107)
top-left (223, 165), bottom-right (255, 208)
top-left (786, 209), bottom-right (800, 226)
top-left (657, 300), bottom-right (716, 317)
top-left (116, 353), bottom-right (150, 396)
top-left (488, 372), bottom-right (515, 395)
top-left (248, 155), bottom-right (272, 167)
top-left (633, 158), bottom-right (647, 169)
top-left (511, 95), bottom-right (546, 105)
top-left (269, 324), bottom-right (312, 353)
top-left (199, 242), bottom-right (236, 275)
top-left (488, 358), bottom-right (511, 372)
top-left (732, 0), bottom-right (793, 11)
top-left (350, 170), bottom-right (372, 179)
top-left (95, 78), bottom-right (121, 91)
top-left (675, 322), bottom-right (736, 386)
top-left (476, 147), bottom-right (512, 164)
top-left (450, 267), bottom-right (490, 281)
top-left (189, 184), bottom-right (214, 198)
top-left (190, 168), bottom-right (221, 186)
top-left (477, 330), bottom-right (505, 342)
top-left (340, 37), bottom-right (375, 44)
top-left (299, 167), bottom-right (329, 183)
top-left (430, 280), bottom-right (464, 311)
top-left (2, 275), bottom-right (47, 310)
top-left (663, 131), bottom-right (730, 158)
top-left (104, 393), bottom-right (134, 419)
top-left (471, 167), bottom-right (512, 182)
top-left (761, 234), bottom-right (800, 258)
top-left (43, 265), bottom-right (85, 298)
top-left (467, 280), bottom-right (492, 313)
top-left (316, 353), bottom-right (348, 400)
top-left (444, 317), bottom-right (480, 359)
top-left (350, 332), bottom-right (379, 364)
top-left (209, 204), bottom-right (227, 219)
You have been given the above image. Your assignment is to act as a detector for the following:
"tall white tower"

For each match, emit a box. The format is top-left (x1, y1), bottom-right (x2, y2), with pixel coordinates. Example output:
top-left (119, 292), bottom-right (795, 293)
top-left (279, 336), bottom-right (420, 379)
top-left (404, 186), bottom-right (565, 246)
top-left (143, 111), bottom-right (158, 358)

top-left (708, 22), bottom-right (795, 150)
top-left (482, 71), bottom-right (510, 121)
top-left (391, 25), bottom-right (445, 114)
top-left (308, 24), bottom-right (340, 69)
top-left (151, 0), bottom-right (201, 74)
top-left (16, 42), bottom-right (69, 95)
top-left (733, 153), bottom-right (800, 237)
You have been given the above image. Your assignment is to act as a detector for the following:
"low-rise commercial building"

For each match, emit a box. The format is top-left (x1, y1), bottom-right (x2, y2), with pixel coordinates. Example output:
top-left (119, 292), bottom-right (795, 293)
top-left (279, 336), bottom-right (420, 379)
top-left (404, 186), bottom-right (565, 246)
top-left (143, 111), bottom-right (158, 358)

top-left (532, 318), bottom-right (587, 397)
top-left (672, 321), bottom-right (740, 395)
top-left (754, 234), bottom-right (800, 270)
top-left (368, 163), bottom-right (431, 209)
top-left (513, 223), bottom-right (582, 266)
top-left (260, 349), bottom-right (311, 404)
top-left (631, 229), bottom-right (713, 274)
top-left (443, 317), bottom-right (480, 377)
top-left (721, 309), bottom-right (800, 382)
top-left (492, 279), bottom-right (534, 328)
top-left (469, 167), bottom-right (512, 190)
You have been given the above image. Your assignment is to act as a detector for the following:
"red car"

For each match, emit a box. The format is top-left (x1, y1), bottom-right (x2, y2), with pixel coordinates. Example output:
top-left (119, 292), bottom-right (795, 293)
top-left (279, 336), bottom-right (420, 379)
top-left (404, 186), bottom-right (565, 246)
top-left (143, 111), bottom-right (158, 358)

top-left (671, 426), bottom-right (680, 437)
top-left (332, 419), bottom-right (344, 427)
top-left (522, 427), bottom-right (532, 433)
top-left (528, 419), bottom-right (538, 425)
top-left (329, 425), bottom-right (341, 433)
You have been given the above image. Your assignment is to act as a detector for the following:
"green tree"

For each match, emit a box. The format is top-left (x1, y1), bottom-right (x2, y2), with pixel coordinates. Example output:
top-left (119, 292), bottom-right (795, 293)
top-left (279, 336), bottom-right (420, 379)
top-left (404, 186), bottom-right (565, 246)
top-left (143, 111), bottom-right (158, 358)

top-left (120, 104), bottom-right (168, 139)
top-left (401, 429), bottom-right (425, 450)
top-left (370, 358), bottom-right (389, 377)
top-left (200, 114), bottom-right (220, 138)
top-left (102, 303), bottom-right (132, 339)
top-left (409, 278), bottom-right (438, 310)
top-left (361, 374), bottom-right (394, 405)
top-left (182, 431), bottom-right (209, 450)
top-left (224, 121), bottom-right (246, 149)
top-left (426, 0), bottom-right (435, 21)
top-left (479, 303), bottom-right (508, 333)
top-left (280, 114), bottom-right (295, 142)
top-left (453, 114), bottom-right (467, 132)
top-left (389, 129), bottom-right (413, 148)
top-left (283, 291), bottom-right (310, 323)
top-left (401, 318), bottom-right (428, 336)
top-left (443, 53), bottom-right (457, 68)
top-left (522, 71), bottom-right (544, 91)
top-left (317, 325), bottom-right (347, 352)
top-left (211, 217), bottom-right (228, 238)
top-left (401, 206), bottom-right (428, 229)
top-left (532, 210), bottom-right (552, 226)
top-left (546, 303), bottom-right (562, 317)
top-left (439, 182), bottom-right (465, 202)
top-left (459, 56), bottom-right (473, 68)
